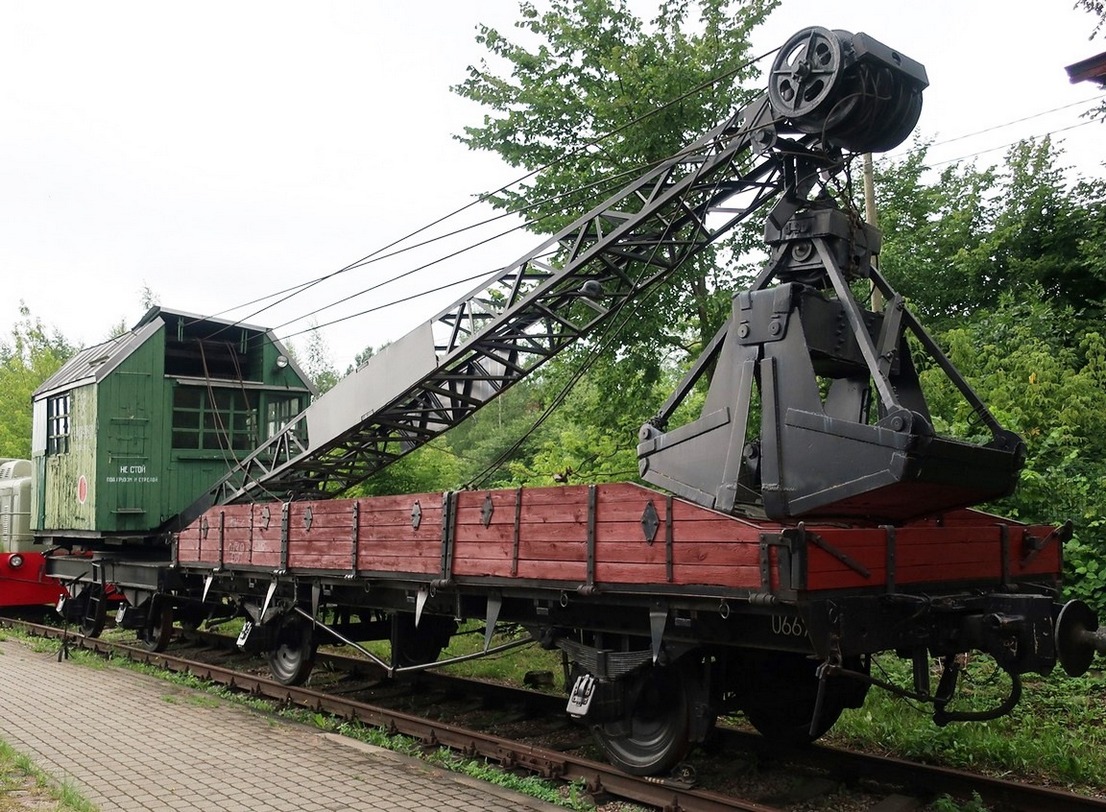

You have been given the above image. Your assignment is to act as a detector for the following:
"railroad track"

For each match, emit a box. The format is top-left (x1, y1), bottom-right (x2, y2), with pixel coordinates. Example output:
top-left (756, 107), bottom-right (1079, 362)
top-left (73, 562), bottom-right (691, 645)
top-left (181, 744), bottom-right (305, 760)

top-left (3, 616), bottom-right (1104, 812)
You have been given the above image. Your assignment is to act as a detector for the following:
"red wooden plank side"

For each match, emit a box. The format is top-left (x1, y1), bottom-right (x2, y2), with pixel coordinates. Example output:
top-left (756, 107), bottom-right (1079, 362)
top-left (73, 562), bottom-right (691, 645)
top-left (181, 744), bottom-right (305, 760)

top-left (451, 482), bottom-right (769, 589)
top-left (597, 483), bottom-right (767, 589)
top-left (802, 527), bottom-right (886, 590)
top-left (514, 485), bottom-right (588, 582)
top-left (355, 492), bottom-right (442, 575)
top-left (451, 491), bottom-right (517, 578)
top-left (196, 508), bottom-right (223, 565)
top-left (176, 522), bottom-right (201, 564)
top-left (288, 501), bottom-right (354, 572)
top-left (805, 517), bottom-right (1063, 592)
top-left (1009, 523), bottom-right (1064, 579)
top-left (250, 504), bottom-right (283, 569)
top-left (221, 505), bottom-right (254, 567)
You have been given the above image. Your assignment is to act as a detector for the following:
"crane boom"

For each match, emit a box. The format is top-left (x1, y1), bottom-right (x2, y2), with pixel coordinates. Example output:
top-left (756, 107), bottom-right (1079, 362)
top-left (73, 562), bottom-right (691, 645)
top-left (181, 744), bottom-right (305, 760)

top-left (176, 27), bottom-right (928, 525)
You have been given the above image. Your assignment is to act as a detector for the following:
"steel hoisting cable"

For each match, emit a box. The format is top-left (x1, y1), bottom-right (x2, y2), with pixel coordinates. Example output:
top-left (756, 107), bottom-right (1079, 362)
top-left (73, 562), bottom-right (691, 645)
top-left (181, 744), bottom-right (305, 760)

top-left (201, 46), bottom-right (782, 341)
top-left (196, 340), bottom-right (236, 472)
top-left (462, 105), bottom-right (764, 490)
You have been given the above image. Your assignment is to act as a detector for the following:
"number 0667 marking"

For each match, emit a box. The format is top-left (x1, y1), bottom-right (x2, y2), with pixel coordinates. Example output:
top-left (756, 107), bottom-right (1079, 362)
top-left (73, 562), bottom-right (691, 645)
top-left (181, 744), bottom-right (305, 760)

top-left (771, 614), bottom-right (806, 637)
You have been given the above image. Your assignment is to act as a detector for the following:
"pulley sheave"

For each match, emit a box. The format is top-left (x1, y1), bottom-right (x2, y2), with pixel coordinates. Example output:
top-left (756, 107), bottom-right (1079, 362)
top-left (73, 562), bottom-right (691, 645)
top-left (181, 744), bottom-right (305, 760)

top-left (769, 26), bottom-right (929, 154)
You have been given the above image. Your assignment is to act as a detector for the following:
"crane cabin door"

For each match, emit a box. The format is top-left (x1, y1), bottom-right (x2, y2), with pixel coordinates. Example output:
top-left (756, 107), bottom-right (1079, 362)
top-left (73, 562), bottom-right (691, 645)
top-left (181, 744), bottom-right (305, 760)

top-left (102, 376), bottom-right (159, 535)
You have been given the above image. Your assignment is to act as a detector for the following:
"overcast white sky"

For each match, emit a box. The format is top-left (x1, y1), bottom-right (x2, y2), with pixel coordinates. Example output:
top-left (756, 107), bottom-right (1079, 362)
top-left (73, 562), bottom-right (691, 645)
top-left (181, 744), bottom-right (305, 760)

top-left (2, 1), bottom-right (1103, 370)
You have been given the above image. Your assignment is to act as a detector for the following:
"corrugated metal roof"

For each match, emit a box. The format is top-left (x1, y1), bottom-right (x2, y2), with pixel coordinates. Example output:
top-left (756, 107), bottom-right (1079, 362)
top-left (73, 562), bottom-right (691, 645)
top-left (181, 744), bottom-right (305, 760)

top-left (32, 307), bottom-right (313, 399)
top-left (1066, 50), bottom-right (1106, 86)
top-left (33, 325), bottom-right (154, 397)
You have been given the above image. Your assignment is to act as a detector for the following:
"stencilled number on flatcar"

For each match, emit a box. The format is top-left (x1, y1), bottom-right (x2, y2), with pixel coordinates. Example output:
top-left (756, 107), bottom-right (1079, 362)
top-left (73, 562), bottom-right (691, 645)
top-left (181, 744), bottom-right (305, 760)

top-left (770, 613), bottom-right (806, 637)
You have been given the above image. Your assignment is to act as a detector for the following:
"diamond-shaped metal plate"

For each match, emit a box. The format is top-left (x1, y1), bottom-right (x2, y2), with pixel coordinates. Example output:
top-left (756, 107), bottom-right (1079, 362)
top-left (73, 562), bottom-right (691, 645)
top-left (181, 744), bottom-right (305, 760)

top-left (641, 500), bottom-right (660, 544)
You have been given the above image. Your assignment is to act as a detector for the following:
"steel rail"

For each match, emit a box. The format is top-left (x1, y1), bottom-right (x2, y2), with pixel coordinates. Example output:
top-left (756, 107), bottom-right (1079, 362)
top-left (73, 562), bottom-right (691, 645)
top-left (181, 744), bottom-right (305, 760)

top-left (1, 618), bottom-right (778, 812)
top-left (256, 633), bottom-right (1106, 812)
top-left (143, 626), bottom-right (1106, 812)
top-left (7, 618), bottom-right (1104, 812)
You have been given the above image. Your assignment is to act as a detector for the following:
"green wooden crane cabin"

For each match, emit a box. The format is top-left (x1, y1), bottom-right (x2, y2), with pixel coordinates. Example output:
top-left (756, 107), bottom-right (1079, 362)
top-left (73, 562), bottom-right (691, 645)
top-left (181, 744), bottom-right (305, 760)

top-left (31, 308), bottom-right (316, 540)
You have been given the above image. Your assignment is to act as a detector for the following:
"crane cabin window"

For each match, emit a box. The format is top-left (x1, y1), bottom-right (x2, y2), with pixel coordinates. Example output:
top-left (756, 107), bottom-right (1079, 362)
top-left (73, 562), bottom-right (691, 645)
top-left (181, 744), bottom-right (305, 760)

top-left (46, 393), bottom-right (71, 455)
top-left (172, 387), bottom-right (258, 452)
top-left (265, 395), bottom-right (305, 440)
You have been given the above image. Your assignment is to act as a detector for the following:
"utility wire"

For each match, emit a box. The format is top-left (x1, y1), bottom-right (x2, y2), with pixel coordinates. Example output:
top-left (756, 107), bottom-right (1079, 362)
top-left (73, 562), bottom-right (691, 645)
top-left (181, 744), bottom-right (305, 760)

top-left (884, 94), bottom-right (1104, 160)
top-left (210, 46), bottom-right (779, 338)
top-left (926, 119), bottom-right (1098, 169)
top-left (283, 94), bottom-right (1102, 342)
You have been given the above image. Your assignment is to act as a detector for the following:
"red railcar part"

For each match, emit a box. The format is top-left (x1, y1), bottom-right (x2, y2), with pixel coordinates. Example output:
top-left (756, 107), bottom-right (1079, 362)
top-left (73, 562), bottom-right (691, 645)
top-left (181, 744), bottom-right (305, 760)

top-left (0, 552), bottom-right (66, 608)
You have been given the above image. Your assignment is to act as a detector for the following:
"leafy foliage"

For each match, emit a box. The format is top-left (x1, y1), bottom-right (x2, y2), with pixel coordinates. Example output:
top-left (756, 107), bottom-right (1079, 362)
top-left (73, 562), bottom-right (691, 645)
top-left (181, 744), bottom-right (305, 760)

top-left (875, 139), bottom-right (1106, 612)
top-left (288, 324), bottom-right (340, 394)
top-left (0, 304), bottom-right (75, 459)
top-left (1077, 0), bottom-right (1105, 37)
top-left (874, 138), bottom-right (1106, 331)
top-left (453, 0), bottom-right (776, 365)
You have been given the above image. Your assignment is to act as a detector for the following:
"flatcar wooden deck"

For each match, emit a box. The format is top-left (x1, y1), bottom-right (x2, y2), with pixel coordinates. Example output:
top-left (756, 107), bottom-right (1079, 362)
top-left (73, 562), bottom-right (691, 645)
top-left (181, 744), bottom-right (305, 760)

top-left (176, 483), bottom-right (1062, 598)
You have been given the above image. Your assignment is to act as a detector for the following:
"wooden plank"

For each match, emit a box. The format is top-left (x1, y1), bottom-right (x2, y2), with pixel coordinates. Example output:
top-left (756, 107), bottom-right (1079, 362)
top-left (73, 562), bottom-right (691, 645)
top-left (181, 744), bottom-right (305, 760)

top-left (516, 559), bottom-right (587, 581)
top-left (355, 554), bottom-right (439, 574)
top-left (289, 552), bottom-right (352, 570)
top-left (251, 504), bottom-right (282, 569)
top-left (451, 557), bottom-right (514, 577)
top-left (670, 563), bottom-right (764, 587)
top-left (516, 538), bottom-right (588, 563)
top-left (176, 531), bottom-right (200, 563)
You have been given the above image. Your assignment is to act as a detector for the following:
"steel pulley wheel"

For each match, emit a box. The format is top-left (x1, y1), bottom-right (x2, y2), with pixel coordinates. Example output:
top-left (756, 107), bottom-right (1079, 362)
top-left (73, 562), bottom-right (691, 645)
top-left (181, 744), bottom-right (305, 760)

top-left (768, 27), bottom-right (845, 123)
top-left (593, 663), bottom-right (692, 776)
top-left (268, 614), bottom-right (317, 686)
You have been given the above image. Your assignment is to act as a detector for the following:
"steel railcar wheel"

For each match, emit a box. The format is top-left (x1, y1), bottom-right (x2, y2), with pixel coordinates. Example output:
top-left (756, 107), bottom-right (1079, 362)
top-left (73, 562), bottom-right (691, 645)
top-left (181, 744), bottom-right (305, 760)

top-left (593, 664), bottom-right (691, 776)
top-left (77, 585), bottom-right (107, 638)
top-left (741, 653), bottom-right (868, 745)
top-left (391, 613), bottom-right (457, 668)
top-left (136, 598), bottom-right (174, 653)
top-left (268, 615), bottom-right (316, 686)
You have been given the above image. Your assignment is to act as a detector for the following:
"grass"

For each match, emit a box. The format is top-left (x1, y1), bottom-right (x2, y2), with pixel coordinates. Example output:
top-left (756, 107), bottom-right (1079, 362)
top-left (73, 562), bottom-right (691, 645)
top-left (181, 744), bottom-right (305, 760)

top-left (827, 654), bottom-right (1106, 793)
top-left (0, 738), bottom-right (97, 812)
top-left (438, 621), bottom-right (563, 685)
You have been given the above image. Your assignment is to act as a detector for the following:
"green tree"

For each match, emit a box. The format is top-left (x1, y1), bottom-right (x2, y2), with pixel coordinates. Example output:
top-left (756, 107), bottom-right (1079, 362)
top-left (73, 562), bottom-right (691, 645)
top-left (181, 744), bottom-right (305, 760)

top-left (453, 0), bottom-right (777, 365)
top-left (1075, 0), bottom-right (1106, 121)
top-left (290, 325), bottom-right (340, 394)
top-left (873, 137), bottom-right (1106, 612)
top-left (875, 138), bottom-right (1106, 330)
top-left (0, 305), bottom-right (76, 458)
top-left (872, 141), bottom-right (997, 326)
top-left (920, 294), bottom-right (1106, 612)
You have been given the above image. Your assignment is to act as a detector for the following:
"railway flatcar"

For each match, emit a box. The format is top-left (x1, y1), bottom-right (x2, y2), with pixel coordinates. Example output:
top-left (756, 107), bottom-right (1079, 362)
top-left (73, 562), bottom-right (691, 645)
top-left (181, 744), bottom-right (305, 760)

top-left (9, 26), bottom-right (1106, 777)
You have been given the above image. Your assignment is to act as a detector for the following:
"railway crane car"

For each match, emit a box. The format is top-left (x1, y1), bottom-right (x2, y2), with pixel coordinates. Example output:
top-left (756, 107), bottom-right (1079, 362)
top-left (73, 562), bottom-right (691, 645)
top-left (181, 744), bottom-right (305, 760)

top-left (26, 307), bottom-right (314, 632)
top-left (16, 26), bottom-right (1106, 776)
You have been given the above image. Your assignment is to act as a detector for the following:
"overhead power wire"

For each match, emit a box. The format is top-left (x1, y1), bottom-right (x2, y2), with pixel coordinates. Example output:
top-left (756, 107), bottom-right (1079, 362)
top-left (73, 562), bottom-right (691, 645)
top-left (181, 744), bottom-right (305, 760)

top-left (926, 119), bottom-right (1099, 169)
top-left (273, 123), bottom-right (776, 336)
top-left (463, 108), bottom-right (758, 490)
top-left (281, 98), bottom-right (791, 342)
top-left (879, 98), bottom-right (1104, 171)
top-left (884, 94), bottom-right (1104, 160)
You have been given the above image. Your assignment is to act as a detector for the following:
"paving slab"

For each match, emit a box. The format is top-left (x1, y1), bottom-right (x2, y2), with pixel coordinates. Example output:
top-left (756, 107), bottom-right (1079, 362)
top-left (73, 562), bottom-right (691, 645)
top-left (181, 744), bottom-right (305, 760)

top-left (0, 638), bottom-right (568, 812)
